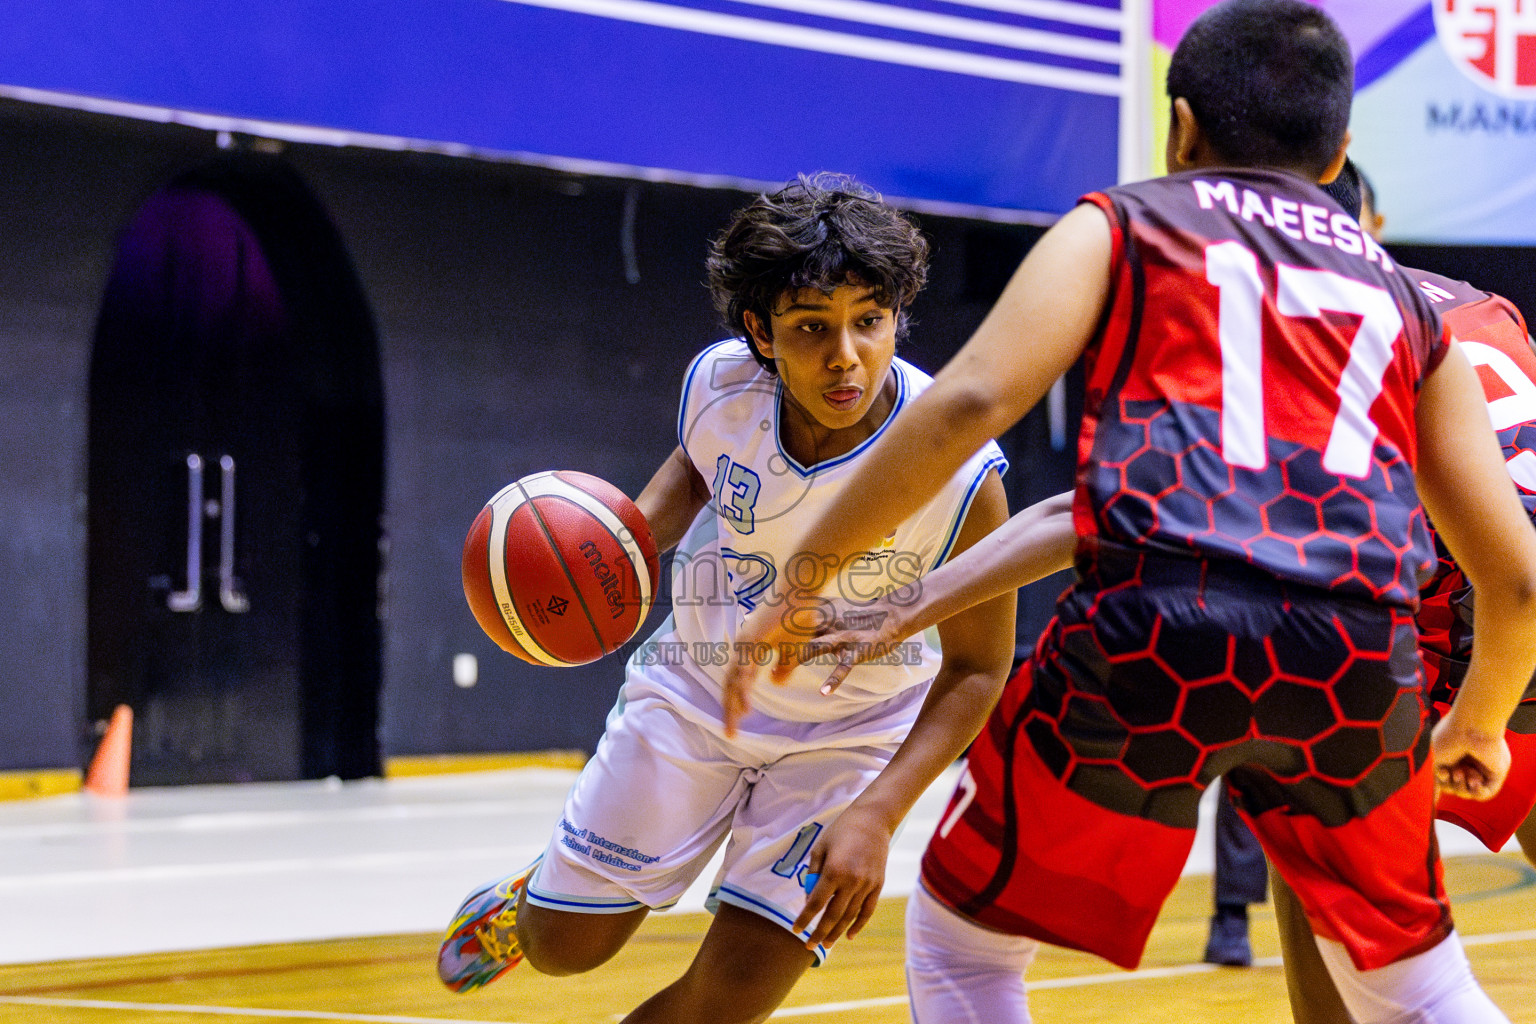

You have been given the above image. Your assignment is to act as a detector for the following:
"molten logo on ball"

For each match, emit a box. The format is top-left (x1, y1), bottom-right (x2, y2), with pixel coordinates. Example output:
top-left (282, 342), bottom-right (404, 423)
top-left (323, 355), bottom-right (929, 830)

top-left (579, 540), bottom-right (628, 620)
top-left (463, 470), bottom-right (661, 667)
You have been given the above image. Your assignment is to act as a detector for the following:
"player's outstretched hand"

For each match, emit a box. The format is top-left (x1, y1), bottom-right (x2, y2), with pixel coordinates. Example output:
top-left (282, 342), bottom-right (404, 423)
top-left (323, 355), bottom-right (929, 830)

top-left (721, 603), bottom-right (791, 738)
top-left (792, 804), bottom-right (891, 951)
top-left (797, 598), bottom-right (912, 697)
top-left (1431, 710), bottom-right (1511, 801)
top-left (722, 588), bottom-right (836, 737)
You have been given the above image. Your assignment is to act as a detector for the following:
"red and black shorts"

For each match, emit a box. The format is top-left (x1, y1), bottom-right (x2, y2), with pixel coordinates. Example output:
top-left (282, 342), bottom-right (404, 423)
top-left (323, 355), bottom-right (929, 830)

top-left (921, 553), bottom-right (1451, 971)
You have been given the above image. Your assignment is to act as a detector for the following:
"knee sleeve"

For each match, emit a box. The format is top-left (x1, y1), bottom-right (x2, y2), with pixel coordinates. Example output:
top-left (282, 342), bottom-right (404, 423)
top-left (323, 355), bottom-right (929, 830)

top-left (1315, 931), bottom-right (1509, 1024)
top-left (905, 885), bottom-right (1038, 1024)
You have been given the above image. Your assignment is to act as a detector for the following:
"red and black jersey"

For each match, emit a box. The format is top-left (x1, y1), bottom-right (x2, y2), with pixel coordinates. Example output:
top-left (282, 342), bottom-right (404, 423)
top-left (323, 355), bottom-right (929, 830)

top-left (1411, 270), bottom-right (1536, 683)
top-left (1074, 169), bottom-right (1448, 608)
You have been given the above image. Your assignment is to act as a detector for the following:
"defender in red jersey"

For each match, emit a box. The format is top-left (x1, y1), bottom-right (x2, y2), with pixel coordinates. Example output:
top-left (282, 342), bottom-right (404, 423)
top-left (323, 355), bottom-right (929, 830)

top-left (1301, 154), bottom-right (1536, 857)
top-left (1277, 271), bottom-right (1536, 1024)
top-left (1411, 267), bottom-right (1536, 854)
top-left (721, 3), bottom-right (1536, 1022)
top-left (1265, 161), bottom-right (1536, 1024)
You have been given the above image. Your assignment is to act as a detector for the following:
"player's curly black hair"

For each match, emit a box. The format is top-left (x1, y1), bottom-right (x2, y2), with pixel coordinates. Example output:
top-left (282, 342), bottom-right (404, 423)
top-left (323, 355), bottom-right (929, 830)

top-left (706, 172), bottom-right (930, 374)
top-left (1167, 0), bottom-right (1352, 179)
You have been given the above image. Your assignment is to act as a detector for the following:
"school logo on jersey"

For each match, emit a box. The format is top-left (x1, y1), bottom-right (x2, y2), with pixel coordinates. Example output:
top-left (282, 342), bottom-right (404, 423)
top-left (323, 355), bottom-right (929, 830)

top-left (854, 531), bottom-right (899, 566)
top-left (1436, 0), bottom-right (1536, 97)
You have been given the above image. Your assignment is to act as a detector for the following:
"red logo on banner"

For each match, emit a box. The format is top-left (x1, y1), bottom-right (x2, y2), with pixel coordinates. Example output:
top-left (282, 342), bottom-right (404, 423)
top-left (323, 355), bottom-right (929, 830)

top-left (1436, 0), bottom-right (1536, 96)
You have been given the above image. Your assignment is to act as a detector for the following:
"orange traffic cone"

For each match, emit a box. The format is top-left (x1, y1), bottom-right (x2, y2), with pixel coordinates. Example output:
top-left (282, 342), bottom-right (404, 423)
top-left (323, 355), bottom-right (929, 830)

top-left (84, 704), bottom-right (133, 797)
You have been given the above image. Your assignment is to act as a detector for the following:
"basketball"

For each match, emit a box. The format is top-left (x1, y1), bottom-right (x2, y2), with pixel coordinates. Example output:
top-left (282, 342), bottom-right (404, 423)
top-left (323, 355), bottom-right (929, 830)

top-left (463, 470), bottom-right (661, 667)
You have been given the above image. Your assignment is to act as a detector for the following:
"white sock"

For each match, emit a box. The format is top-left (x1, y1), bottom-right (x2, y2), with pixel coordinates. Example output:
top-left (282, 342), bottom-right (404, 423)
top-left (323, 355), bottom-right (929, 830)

top-left (1315, 931), bottom-right (1509, 1024)
top-left (904, 885), bottom-right (1038, 1024)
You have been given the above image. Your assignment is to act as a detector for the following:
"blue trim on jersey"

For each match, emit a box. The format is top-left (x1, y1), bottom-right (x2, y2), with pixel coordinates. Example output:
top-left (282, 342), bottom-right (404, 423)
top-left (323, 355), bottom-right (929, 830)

top-left (676, 338), bottom-right (740, 461)
top-left (774, 359), bottom-right (912, 478)
top-left (929, 453), bottom-right (1009, 570)
top-left (714, 882), bottom-right (829, 965)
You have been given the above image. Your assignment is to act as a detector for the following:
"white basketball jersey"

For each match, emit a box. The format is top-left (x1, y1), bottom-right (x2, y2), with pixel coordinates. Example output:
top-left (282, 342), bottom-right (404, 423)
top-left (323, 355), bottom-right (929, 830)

top-left (635, 339), bottom-right (1007, 728)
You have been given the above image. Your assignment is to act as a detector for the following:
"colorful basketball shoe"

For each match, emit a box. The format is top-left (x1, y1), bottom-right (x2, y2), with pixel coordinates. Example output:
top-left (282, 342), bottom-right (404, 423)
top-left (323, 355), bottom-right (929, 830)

top-left (437, 861), bottom-right (538, 993)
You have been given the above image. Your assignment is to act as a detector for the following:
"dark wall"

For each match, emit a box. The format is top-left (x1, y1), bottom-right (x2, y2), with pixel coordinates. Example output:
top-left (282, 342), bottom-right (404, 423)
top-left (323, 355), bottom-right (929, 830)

top-left (0, 104), bottom-right (210, 771)
top-left (0, 99), bottom-right (1071, 769)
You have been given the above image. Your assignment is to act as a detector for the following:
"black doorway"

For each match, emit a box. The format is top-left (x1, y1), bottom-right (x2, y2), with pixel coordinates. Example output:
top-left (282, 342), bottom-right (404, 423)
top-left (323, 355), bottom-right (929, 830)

top-left (87, 149), bottom-right (385, 784)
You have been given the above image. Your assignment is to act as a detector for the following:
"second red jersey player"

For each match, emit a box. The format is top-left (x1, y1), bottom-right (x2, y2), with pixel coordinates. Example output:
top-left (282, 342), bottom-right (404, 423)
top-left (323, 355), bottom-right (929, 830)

top-left (1412, 268), bottom-right (1536, 853)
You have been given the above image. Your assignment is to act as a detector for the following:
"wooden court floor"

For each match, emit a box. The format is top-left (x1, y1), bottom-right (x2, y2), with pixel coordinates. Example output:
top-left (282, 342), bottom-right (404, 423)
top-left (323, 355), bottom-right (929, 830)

top-left (2, 853), bottom-right (1533, 1024)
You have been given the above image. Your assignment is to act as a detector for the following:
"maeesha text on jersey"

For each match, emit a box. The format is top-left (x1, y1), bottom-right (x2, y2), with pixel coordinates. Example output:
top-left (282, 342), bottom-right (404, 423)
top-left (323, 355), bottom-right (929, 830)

top-left (1191, 179), bottom-right (1395, 270)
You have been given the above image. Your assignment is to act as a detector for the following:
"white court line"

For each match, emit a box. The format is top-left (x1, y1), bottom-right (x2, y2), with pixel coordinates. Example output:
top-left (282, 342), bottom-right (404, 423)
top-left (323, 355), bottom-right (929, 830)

top-left (768, 960), bottom-right (1256, 1015)
top-left (772, 994), bottom-right (907, 1015)
top-left (1462, 927), bottom-right (1536, 946)
top-left (12, 930), bottom-right (1535, 1022)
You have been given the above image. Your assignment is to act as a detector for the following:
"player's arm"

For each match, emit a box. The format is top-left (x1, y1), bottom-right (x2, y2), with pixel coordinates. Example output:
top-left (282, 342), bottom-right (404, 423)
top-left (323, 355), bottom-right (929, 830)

top-left (857, 488), bottom-right (1074, 652)
top-left (1416, 341), bottom-right (1536, 799)
top-left (793, 204), bottom-right (1107, 567)
top-left (802, 490), bottom-right (1076, 694)
top-left (792, 470), bottom-right (1015, 948)
top-left (723, 203), bottom-right (1112, 733)
top-left (634, 445), bottom-right (710, 554)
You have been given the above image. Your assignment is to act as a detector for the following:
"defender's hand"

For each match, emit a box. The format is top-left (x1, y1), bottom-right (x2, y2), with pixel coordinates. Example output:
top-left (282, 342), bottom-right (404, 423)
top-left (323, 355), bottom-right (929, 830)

top-left (721, 588), bottom-right (837, 736)
top-left (721, 604), bottom-right (790, 738)
top-left (1431, 711), bottom-right (1510, 801)
top-left (800, 600), bottom-right (909, 697)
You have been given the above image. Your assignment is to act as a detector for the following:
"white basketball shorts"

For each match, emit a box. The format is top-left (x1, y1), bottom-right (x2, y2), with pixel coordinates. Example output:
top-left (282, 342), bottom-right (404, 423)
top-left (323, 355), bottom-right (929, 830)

top-left (525, 672), bottom-right (901, 961)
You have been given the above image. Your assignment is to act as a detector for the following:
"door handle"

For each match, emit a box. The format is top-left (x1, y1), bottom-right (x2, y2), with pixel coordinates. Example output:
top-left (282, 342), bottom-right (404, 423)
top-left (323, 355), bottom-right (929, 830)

top-left (167, 453), bottom-right (203, 612)
top-left (217, 454), bottom-right (250, 613)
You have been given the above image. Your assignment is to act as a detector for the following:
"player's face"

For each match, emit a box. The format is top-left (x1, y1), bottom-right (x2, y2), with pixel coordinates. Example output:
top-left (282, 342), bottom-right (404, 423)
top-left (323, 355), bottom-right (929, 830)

top-left (749, 281), bottom-right (898, 457)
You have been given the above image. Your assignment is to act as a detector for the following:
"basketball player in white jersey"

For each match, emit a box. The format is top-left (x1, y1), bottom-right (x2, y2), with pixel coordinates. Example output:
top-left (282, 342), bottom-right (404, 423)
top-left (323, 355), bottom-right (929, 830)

top-left (437, 172), bottom-right (1013, 1024)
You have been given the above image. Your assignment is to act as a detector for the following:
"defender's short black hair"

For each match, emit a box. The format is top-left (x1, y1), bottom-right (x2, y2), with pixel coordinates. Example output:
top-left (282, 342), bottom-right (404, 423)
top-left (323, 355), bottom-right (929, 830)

top-left (1321, 157), bottom-right (1363, 218)
top-left (706, 172), bottom-right (930, 374)
top-left (1357, 164), bottom-right (1378, 215)
top-left (1167, 0), bottom-right (1352, 178)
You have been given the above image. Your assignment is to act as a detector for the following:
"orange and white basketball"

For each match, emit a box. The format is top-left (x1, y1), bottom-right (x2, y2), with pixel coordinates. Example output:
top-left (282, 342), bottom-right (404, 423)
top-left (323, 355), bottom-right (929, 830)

top-left (462, 471), bottom-right (660, 667)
